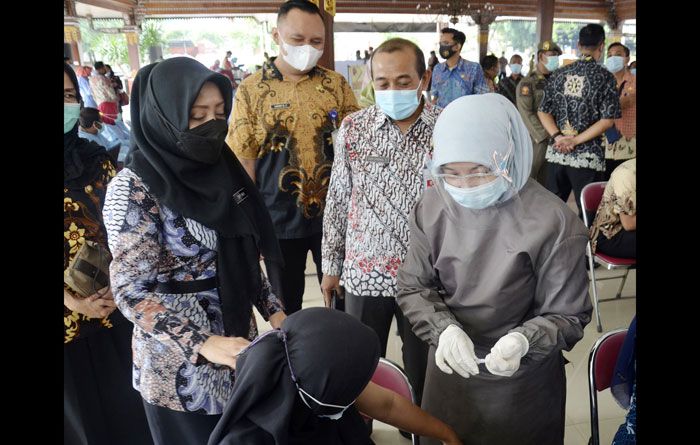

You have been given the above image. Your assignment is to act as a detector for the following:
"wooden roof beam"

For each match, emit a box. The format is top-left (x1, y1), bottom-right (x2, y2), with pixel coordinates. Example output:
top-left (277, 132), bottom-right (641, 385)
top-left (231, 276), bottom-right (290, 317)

top-left (77, 0), bottom-right (136, 13)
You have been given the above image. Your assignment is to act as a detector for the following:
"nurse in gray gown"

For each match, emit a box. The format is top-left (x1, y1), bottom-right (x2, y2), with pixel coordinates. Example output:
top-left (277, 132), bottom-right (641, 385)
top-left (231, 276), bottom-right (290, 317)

top-left (396, 93), bottom-right (592, 445)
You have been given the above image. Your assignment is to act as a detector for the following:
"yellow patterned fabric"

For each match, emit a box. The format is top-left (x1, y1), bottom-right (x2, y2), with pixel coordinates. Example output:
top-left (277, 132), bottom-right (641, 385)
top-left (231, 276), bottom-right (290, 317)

top-left (590, 158), bottom-right (636, 253)
top-left (227, 59), bottom-right (359, 238)
top-left (64, 158), bottom-right (117, 344)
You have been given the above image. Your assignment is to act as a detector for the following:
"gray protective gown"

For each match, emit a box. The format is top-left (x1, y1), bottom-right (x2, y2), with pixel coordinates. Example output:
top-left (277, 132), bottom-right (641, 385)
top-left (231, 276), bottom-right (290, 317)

top-left (397, 179), bottom-right (592, 445)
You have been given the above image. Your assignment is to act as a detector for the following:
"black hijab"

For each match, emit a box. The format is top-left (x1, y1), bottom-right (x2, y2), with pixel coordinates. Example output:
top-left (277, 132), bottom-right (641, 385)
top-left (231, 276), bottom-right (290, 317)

top-left (126, 57), bottom-right (284, 337)
top-left (209, 308), bottom-right (381, 445)
top-left (64, 63), bottom-right (108, 189)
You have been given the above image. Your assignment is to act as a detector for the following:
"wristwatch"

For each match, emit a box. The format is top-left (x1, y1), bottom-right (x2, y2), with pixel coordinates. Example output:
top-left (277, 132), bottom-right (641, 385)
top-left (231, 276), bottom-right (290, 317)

top-left (549, 131), bottom-right (562, 145)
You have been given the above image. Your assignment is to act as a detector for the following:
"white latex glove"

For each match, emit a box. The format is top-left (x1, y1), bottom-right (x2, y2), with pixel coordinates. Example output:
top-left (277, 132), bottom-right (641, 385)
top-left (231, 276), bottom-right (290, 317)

top-left (484, 332), bottom-right (529, 377)
top-left (435, 324), bottom-right (480, 378)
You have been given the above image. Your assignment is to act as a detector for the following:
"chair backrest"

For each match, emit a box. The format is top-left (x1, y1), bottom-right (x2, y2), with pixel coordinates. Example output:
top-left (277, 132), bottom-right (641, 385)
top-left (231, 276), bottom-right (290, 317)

top-left (590, 329), bottom-right (627, 391)
top-left (580, 181), bottom-right (608, 228)
top-left (588, 328), bottom-right (627, 445)
top-left (371, 358), bottom-right (415, 404)
top-left (370, 358), bottom-right (418, 445)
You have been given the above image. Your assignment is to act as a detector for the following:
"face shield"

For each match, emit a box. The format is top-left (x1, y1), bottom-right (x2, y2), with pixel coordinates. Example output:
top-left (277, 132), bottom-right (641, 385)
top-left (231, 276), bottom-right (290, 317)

top-left (430, 123), bottom-right (517, 210)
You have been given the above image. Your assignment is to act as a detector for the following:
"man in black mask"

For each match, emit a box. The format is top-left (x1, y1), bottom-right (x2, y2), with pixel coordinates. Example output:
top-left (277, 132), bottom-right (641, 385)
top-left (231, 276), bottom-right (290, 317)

top-left (430, 27), bottom-right (489, 109)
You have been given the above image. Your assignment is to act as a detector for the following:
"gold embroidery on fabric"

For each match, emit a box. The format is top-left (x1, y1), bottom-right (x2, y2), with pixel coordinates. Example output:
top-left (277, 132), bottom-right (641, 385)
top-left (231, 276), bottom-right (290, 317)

top-left (562, 120), bottom-right (579, 136)
top-left (564, 74), bottom-right (585, 98)
top-left (279, 162), bottom-right (332, 219)
top-left (65, 222), bottom-right (86, 254)
top-left (64, 311), bottom-right (80, 343)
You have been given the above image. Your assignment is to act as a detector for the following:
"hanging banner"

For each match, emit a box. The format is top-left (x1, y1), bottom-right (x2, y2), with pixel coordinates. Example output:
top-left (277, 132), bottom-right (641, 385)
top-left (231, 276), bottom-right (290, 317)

top-left (324, 0), bottom-right (336, 16)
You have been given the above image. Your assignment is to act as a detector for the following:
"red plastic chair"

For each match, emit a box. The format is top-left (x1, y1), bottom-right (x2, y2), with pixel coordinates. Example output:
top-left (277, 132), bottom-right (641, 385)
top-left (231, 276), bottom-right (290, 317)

top-left (587, 329), bottom-right (627, 445)
top-left (366, 358), bottom-right (418, 444)
top-left (580, 182), bottom-right (636, 332)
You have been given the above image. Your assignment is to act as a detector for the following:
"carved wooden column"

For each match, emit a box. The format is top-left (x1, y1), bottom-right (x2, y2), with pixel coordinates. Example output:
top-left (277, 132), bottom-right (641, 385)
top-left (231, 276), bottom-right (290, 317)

top-left (478, 24), bottom-right (489, 61)
top-left (316, 0), bottom-right (335, 71)
top-left (469, 4), bottom-right (497, 61)
top-left (64, 1), bottom-right (81, 64)
top-left (124, 28), bottom-right (141, 75)
top-left (123, 12), bottom-right (141, 76)
top-left (607, 6), bottom-right (623, 43)
top-left (536, 0), bottom-right (555, 43)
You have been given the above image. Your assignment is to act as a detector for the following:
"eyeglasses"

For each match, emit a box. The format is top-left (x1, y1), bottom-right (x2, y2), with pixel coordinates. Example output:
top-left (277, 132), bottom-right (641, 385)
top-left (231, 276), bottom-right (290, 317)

top-left (434, 171), bottom-right (496, 188)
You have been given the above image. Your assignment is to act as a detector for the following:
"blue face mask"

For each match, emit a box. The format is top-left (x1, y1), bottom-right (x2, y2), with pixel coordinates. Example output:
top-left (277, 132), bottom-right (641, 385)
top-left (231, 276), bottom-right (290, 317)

top-left (64, 103), bottom-right (80, 133)
top-left (605, 56), bottom-right (625, 73)
top-left (509, 63), bottom-right (522, 75)
top-left (444, 176), bottom-right (509, 209)
top-left (374, 81), bottom-right (422, 120)
top-left (630, 68), bottom-right (636, 75)
top-left (544, 55), bottom-right (559, 72)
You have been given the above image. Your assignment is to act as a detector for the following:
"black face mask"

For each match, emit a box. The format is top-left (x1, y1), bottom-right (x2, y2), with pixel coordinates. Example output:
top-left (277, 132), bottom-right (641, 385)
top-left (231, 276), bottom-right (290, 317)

top-left (439, 44), bottom-right (458, 60)
top-left (177, 119), bottom-right (229, 164)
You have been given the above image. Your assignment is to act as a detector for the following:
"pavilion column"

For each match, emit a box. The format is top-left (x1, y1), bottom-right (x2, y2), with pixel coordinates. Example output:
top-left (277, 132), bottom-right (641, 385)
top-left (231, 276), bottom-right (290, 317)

top-left (123, 10), bottom-right (142, 80)
top-left (317, 0), bottom-right (335, 70)
top-left (123, 27), bottom-right (141, 76)
top-left (478, 24), bottom-right (489, 61)
top-left (64, 19), bottom-right (81, 64)
top-left (469, 5), bottom-right (497, 61)
top-left (536, 0), bottom-right (555, 43)
top-left (608, 26), bottom-right (622, 43)
top-left (607, 4), bottom-right (622, 43)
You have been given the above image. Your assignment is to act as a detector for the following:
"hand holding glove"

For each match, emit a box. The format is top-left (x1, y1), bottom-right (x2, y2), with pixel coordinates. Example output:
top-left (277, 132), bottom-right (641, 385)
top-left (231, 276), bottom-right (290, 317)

top-left (435, 324), bottom-right (480, 378)
top-left (485, 332), bottom-right (529, 377)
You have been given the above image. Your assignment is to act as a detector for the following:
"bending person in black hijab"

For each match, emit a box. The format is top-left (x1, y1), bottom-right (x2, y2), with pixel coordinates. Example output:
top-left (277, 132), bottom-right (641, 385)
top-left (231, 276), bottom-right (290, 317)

top-left (103, 57), bottom-right (287, 444)
top-left (209, 307), bottom-right (462, 445)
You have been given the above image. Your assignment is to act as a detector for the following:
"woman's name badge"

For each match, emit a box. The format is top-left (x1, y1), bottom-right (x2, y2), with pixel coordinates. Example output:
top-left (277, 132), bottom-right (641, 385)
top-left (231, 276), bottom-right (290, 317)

top-left (233, 188), bottom-right (248, 205)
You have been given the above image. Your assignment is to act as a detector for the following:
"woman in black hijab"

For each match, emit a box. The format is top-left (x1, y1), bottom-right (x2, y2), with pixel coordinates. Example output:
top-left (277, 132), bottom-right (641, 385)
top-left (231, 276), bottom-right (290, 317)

top-left (209, 307), bottom-right (462, 445)
top-left (103, 57), bottom-right (286, 444)
top-left (64, 62), bottom-right (153, 444)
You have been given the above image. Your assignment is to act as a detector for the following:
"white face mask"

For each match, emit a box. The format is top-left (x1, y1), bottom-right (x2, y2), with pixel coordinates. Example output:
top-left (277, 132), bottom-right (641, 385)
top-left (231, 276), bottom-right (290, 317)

top-left (297, 386), bottom-right (355, 420)
top-left (279, 36), bottom-right (324, 72)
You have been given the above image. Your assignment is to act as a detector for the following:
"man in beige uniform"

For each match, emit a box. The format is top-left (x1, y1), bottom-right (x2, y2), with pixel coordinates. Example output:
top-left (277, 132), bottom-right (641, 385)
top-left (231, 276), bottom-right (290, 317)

top-left (516, 40), bottom-right (562, 185)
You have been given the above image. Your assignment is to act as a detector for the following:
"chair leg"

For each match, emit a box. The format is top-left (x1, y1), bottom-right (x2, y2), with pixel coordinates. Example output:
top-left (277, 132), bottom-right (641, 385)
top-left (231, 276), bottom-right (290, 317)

top-left (587, 243), bottom-right (602, 333)
top-left (614, 269), bottom-right (629, 299)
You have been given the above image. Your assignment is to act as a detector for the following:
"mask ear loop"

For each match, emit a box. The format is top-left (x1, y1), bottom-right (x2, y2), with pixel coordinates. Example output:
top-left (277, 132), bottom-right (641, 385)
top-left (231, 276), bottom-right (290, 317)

top-left (279, 330), bottom-right (350, 414)
top-left (492, 120), bottom-right (515, 184)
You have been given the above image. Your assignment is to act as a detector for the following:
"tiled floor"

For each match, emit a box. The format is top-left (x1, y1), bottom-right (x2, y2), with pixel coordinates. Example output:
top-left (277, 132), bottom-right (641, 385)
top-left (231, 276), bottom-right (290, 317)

top-left (255, 253), bottom-right (635, 445)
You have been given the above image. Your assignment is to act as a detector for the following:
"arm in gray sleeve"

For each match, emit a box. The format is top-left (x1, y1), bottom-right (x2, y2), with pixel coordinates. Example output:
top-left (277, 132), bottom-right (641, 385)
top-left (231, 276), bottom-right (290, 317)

top-left (509, 234), bottom-right (593, 362)
top-left (396, 201), bottom-right (460, 347)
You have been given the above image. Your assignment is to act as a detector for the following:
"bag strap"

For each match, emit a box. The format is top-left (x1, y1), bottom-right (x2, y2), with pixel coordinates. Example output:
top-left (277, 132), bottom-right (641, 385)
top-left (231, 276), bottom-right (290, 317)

top-left (74, 259), bottom-right (110, 290)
